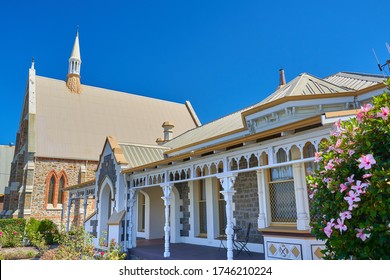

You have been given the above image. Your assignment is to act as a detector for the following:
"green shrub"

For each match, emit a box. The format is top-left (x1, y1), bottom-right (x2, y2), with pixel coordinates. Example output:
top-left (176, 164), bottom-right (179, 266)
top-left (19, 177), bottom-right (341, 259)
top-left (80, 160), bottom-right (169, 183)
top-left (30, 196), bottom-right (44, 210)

top-left (49, 226), bottom-right (95, 260)
top-left (0, 219), bottom-right (26, 248)
top-left (37, 219), bottom-right (59, 245)
top-left (25, 218), bottom-right (49, 253)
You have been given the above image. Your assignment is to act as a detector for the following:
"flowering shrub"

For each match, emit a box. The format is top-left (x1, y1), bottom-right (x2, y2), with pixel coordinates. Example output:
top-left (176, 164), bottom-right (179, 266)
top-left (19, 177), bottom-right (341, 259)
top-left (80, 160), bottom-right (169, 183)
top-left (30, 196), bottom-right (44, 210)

top-left (0, 219), bottom-right (26, 248)
top-left (307, 81), bottom-right (390, 259)
top-left (47, 226), bottom-right (95, 260)
top-left (40, 227), bottom-right (126, 260)
top-left (96, 231), bottom-right (127, 260)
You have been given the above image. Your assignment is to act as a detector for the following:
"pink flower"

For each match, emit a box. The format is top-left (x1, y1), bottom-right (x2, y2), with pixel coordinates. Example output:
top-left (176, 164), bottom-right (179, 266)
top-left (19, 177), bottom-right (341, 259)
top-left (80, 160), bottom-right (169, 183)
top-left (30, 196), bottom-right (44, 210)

top-left (356, 111), bottom-right (364, 123)
top-left (323, 219), bottom-right (335, 238)
top-left (13, 231), bottom-right (17, 235)
top-left (356, 228), bottom-right (370, 241)
top-left (352, 180), bottom-right (368, 194)
top-left (358, 154), bottom-right (376, 170)
top-left (334, 218), bottom-right (347, 233)
top-left (325, 160), bottom-right (335, 171)
top-left (314, 152), bottom-right (323, 163)
top-left (344, 190), bottom-right (361, 207)
top-left (348, 203), bottom-right (358, 211)
top-left (335, 139), bottom-right (342, 148)
top-left (377, 107), bottom-right (389, 120)
top-left (340, 211), bottom-right (352, 220)
top-left (334, 157), bottom-right (342, 164)
top-left (362, 173), bottom-right (372, 179)
top-left (323, 177), bottom-right (332, 183)
top-left (349, 150), bottom-right (355, 156)
top-left (0, 231), bottom-right (2, 237)
top-left (339, 183), bottom-right (348, 193)
top-left (347, 174), bottom-right (355, 185)
top-left (361, 103), bottom-right (373, 113)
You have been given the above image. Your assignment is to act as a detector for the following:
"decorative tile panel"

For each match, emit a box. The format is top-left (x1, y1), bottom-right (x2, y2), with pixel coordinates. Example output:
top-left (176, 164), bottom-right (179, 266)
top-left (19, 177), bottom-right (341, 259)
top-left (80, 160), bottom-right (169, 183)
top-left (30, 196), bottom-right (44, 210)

top-left (311, 244), bottom-right (325, 260)
top-left (266, 241), bottom-right (302, 260)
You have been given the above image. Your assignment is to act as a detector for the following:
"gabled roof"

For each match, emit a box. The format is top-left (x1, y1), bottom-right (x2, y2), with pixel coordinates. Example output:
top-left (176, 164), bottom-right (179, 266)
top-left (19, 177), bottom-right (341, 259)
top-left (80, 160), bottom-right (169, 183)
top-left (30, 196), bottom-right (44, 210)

top-left (119, 142), bottom-right (169, 168)
top-left (163, 73), bottom-right (350, 152)
top-left (34, 76), bottom-right (199, 160)
top-left (254, 73), bottom-right (350, 107)
top-left (324, 72), bottom-right (385, 90)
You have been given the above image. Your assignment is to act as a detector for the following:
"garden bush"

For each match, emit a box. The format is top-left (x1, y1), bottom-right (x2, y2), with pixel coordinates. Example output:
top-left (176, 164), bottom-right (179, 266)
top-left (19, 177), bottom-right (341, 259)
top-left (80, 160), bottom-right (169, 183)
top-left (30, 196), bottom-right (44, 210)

top-left (308, 80), bottom-right (390, 259)
top-left (37, 219), bottom-right (59, 245)
top-left (0, 218), bottom-right (26, 248)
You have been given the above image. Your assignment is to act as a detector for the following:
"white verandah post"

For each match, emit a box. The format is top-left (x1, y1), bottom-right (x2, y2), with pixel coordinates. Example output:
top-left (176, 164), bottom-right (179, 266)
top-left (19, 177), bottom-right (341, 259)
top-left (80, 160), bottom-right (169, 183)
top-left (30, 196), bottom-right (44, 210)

top-left (83, 191), bottom-right (88, 223)
top-left (161, 183), bottom-right (173, 258)
top-left (217, 173), bottom-right (237, 260)
top-left (66, 194), bottom-right (72, 232)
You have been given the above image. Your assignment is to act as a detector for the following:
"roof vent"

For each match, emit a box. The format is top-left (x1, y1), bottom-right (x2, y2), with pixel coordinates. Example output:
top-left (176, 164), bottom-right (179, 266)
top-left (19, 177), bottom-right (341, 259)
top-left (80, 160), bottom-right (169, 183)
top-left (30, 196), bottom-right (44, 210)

top-left (156, 121), bottom-right (175, 145)
top-left (162, 121), bottom-right (174, 141)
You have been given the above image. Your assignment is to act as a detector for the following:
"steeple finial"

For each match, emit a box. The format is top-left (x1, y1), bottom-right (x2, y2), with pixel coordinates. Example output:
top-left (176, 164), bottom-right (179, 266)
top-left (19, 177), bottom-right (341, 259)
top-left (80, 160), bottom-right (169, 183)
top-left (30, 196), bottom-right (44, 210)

top-left (31, 57), bottom-right (35, 70)
top-left (66, 30), bottom-right (82, 94)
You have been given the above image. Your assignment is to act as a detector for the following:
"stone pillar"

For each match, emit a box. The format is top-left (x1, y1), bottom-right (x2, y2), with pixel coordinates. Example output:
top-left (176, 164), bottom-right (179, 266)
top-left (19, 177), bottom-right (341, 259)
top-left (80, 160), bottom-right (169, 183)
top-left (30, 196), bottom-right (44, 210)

top-left (127, 189), bottom-right (137, 248)
top-left (256, 169), bottom-right (269, 228)
top-left (292, 163), bottom-right (310, 230)
top-left (161, 183), bottom-right (173, 258)
top-left (23, 161), bottom-right (35, 217)
top-left (217, 173), bottom-right (237, 261)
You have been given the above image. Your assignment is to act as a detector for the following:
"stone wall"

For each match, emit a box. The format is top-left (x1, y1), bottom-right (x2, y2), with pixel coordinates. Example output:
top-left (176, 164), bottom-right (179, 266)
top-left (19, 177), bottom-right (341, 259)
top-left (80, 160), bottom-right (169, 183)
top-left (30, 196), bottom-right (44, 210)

top-left (175, 182), bottom-right (190, 237)
top-left (29, 157), bottom-right (97, 226)
top-left (233, 171), bottom-right (262, 244)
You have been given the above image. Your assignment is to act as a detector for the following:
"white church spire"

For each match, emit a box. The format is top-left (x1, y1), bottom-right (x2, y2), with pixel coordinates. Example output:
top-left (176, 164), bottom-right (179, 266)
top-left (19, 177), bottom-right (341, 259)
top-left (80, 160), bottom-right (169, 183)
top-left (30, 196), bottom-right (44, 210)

top-left (66, 30), bottom-right (82, 94)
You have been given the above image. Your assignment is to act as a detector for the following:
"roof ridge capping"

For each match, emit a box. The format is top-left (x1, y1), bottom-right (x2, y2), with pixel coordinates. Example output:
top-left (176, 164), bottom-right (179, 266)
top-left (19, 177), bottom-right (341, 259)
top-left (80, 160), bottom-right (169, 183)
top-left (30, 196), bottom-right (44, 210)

top-left (118, 142), bottom-right (171, 150)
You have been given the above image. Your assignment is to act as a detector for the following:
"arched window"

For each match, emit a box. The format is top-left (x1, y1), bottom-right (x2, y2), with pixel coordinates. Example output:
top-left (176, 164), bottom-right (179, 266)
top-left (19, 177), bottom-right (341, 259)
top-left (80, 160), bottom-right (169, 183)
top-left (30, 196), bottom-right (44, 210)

top-left (58, 176), bottom-right (65, 204)
top-left (48, 176), bottom-right (55, 204)
top-left (303, 142), bottom-right (318, 175)
top-left (45, 170), bottom-right (67, 208)
top-left (269, 148), bottom-right (296, 224)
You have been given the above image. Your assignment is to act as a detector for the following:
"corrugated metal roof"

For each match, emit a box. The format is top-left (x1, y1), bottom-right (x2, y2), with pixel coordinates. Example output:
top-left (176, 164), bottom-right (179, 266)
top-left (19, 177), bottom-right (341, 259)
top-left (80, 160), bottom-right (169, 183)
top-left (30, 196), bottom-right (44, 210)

top-left (163, 108), bottom-right (248, 151)
top-left (35, 76), bottom-right (198, 160)
top-left (119, 143), bottom-right (169, 168)
top-left (255, 73), bottom-right (350, 106)
top-left (164, 73), bottom-right (349, 151)
top-left (324, 72), bottom-right (385, 90)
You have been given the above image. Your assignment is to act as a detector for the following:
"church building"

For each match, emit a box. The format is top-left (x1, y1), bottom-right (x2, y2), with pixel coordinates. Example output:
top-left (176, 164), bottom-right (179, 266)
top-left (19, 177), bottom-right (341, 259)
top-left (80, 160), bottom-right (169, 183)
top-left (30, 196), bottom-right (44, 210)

top-left (0, 32), bottom-right (200, 226)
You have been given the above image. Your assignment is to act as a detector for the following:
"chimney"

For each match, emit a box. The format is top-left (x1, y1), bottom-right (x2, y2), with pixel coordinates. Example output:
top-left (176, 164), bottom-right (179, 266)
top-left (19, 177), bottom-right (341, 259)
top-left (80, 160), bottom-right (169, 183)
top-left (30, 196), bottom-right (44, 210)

top-left (278, 68), bottom-right (286, 89)
top-left (162, 121), bottom-right (174, 142)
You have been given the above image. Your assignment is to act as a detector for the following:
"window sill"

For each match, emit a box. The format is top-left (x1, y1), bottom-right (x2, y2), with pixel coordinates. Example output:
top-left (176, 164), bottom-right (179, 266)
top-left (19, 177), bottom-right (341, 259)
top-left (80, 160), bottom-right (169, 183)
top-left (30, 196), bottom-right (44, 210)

top-left (46, 204), bottom-right (63, 210)
top-left (259, 226), bottom-right (312, 238)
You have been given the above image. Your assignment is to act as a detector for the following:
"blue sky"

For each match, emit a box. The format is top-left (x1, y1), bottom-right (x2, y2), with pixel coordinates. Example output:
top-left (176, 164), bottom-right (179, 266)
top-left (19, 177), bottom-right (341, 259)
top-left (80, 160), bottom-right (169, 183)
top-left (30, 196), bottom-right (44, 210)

top-left (0, 0), bottom-right (389, 145)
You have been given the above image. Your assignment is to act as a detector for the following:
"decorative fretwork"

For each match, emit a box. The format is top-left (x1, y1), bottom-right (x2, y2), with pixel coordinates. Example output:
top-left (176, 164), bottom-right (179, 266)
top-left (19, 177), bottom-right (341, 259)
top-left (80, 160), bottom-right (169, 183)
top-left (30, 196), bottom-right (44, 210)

top-left (269, 180), bottom-right (297, 223)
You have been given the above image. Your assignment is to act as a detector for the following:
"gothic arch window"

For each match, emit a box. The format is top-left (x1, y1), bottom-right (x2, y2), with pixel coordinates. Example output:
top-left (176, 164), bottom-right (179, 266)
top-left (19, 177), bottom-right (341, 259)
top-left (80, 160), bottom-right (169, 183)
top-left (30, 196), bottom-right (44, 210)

top-left (45, 170), bottom-right (68, 208)
top-left (47, 175), bottom-right (55, 205)
top-left (58, 176), bottom-right (65, 205)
